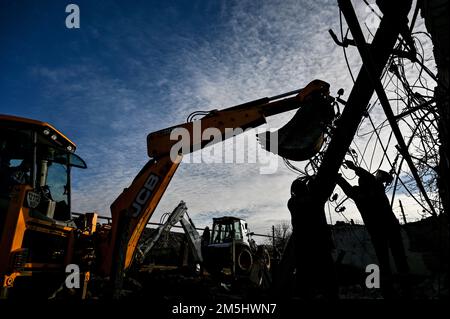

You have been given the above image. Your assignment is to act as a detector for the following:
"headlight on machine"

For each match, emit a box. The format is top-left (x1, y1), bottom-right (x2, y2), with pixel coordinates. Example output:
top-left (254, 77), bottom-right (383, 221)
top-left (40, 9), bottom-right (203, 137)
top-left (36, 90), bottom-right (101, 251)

top-left (12, 248), bottom-right (29, 271)
top-left (25, 190), bottom-right (41, 209)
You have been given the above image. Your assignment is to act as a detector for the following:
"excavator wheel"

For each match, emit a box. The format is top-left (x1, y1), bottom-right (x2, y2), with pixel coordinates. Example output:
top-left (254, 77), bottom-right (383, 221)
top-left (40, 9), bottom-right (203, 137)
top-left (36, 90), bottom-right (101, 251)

top-left (236, 248), bottom-right (253, 274)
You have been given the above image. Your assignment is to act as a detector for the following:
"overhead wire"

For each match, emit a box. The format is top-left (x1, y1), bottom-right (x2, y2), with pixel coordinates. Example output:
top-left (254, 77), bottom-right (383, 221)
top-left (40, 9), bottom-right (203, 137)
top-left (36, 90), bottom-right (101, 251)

top-left (336, 2), bottom-right (442, 218)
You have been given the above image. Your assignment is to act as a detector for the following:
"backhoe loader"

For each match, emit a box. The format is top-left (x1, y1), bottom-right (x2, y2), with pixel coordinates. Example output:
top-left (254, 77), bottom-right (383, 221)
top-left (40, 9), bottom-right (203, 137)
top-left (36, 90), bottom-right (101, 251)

top-left (204, 216), bottom-right (271, 278)
top-left (0, 79), bottom-right (335, 298)
top-left (136, 201), bottom-right (270, 284)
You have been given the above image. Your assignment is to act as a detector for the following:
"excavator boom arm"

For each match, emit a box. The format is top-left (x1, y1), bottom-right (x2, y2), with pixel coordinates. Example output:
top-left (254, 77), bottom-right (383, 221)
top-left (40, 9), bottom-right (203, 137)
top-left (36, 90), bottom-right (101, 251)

top-left (104, 79), bottom-right (331, 279)
top-left (147, 79), bottom-right (330, 159)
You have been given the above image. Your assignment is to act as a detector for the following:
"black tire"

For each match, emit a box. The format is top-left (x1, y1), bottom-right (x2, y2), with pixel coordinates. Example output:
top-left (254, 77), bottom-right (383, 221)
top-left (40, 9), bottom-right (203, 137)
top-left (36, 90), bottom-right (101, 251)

top-left (237, 248), bottom-right (253, 274)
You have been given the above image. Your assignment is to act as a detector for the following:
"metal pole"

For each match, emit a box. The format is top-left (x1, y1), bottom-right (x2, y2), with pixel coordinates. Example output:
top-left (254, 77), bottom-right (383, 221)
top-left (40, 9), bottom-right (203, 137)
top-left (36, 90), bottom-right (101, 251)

top-left (399, 200), bottom-right (408, 224)
top-left (232, 238), bottom-right (236, 277)
top-left (72, 213), bottom-right (282, 239)
top-left (272, 225), bottom-right (275, 251)
top-left (313, 0), bottom-right (412, 202)
top-left (31, 131), bottom-right (37, 188)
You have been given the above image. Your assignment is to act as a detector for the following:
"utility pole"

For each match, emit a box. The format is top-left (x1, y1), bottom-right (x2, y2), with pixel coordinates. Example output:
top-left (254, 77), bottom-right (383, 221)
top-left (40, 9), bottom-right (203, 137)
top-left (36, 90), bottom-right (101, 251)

top-left (399, 199), bottom-right (408, 224)
top-left (272, 225), bottom-right (276, 250)
top-left (287, 0), bottom-right (414, 298)
top-left (312, 0), bottom-right (413, 203)
top-left (341, 0), bottom-right (437, 217)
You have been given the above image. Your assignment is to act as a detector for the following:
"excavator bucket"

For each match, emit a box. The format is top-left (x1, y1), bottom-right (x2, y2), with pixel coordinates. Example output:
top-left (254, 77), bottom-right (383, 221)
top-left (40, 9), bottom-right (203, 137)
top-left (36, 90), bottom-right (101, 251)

top-left (257, 95), bottom-right (334, 161)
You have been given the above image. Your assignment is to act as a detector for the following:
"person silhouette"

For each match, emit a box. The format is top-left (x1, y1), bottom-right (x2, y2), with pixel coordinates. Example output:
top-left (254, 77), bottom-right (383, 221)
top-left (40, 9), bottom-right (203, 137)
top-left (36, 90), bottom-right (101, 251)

top-left (287, 177), bottom-right (337, 300)
top-left (337, 160), bottom-right (410, 298)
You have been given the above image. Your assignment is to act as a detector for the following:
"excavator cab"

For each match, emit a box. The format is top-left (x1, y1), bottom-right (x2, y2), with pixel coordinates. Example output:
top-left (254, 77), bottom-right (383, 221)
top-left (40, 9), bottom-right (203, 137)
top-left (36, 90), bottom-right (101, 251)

top-left (210, 217), bottom-right (252, 247)
top-left (0, 114), bottom-right (88, 298)
top-left (0, 115), bottom-right (86, 221)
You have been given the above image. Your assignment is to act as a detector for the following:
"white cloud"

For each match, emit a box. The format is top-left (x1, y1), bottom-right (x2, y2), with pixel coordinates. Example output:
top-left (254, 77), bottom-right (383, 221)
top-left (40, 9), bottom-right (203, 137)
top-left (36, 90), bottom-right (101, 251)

top-left (28, 0), bottom-right (437, 238)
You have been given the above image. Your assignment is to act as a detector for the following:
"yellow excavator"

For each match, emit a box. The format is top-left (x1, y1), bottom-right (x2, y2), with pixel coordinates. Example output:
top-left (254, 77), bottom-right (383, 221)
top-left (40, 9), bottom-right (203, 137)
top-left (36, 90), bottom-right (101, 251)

top-left (0, 79), bottom-right (335, 298)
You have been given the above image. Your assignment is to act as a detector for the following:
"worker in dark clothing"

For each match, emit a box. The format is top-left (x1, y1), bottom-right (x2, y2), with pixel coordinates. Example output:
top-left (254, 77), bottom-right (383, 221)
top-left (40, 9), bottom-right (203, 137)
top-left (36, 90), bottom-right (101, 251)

top-left (336, 160), bottom-right (410, 299)
top-left (201, 226), bottom-right (210, 248)
top-left (0, 156), bottom-right (31, 196)
top-left (287, 177), bottom-right (338, 300)
top-left (199, 227), bottom-right (211, 275)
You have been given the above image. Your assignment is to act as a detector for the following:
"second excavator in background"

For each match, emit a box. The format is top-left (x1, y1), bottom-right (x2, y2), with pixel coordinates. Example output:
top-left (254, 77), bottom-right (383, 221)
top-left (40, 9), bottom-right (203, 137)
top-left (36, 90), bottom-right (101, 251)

top-left (135, 200), bottom-right (271, 287)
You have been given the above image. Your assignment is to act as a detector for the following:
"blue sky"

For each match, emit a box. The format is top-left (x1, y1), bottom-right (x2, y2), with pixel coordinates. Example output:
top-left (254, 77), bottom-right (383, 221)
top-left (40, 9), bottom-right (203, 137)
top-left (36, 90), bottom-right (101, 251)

top-left (0, 0), bottom-right (435, 236)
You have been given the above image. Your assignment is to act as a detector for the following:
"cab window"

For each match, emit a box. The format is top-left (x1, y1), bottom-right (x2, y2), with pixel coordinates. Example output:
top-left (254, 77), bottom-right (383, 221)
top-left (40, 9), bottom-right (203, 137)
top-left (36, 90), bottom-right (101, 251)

top-left (36, 146), bottom-right (71, 221)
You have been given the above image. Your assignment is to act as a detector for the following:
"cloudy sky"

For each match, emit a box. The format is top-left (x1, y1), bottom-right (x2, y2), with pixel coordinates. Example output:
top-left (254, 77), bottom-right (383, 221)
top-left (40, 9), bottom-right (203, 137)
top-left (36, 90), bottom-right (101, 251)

top-left (0, 0), bottom-right (435, 238)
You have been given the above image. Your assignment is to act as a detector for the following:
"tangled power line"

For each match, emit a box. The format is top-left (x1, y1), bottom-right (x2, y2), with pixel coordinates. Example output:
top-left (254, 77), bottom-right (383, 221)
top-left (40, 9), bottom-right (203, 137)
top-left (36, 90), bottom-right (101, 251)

top-left (286, 1), bottom-right (445, 223)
